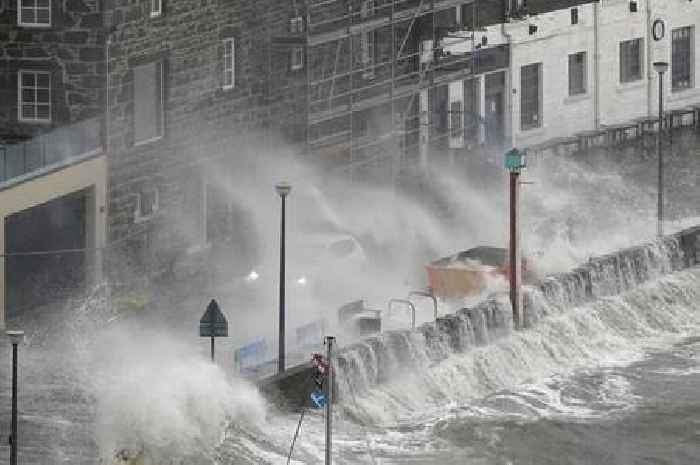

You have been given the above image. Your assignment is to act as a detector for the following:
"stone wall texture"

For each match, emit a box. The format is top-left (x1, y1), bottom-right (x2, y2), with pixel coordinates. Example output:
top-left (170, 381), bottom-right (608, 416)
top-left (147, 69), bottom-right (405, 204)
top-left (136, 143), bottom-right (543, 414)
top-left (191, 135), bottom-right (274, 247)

top-left (0, 0), bottom-right (104, 141)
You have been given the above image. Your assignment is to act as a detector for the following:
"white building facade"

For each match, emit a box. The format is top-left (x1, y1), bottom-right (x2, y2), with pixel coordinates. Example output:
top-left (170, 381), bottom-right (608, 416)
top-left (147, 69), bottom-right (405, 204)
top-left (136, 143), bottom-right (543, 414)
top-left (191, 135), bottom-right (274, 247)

top-left (418, 0), bottom-right (700, 158)
top-left (506, 0), bottom-right (700, 148)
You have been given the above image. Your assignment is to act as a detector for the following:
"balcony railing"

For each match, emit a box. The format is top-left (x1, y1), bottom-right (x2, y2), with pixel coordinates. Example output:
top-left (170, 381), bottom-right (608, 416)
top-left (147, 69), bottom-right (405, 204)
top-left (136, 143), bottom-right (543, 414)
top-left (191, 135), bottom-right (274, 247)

top-left (0, 117), bottom-right (103, 185)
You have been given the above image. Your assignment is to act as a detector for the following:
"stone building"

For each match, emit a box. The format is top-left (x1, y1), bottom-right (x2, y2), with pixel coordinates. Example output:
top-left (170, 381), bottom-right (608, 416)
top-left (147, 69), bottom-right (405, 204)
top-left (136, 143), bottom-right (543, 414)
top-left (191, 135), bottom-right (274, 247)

top-left (501, 0), bottom-right (700, 149)
top-left (0, 0), bottom-right (107, 327)
top-left (102, 0), bottom-right (308, 277)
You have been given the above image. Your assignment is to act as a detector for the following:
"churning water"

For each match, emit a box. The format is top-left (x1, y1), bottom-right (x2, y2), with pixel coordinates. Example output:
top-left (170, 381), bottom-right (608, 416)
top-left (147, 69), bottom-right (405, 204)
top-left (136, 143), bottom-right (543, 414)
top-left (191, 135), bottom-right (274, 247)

top-left (1, 236), bottom-right (699, 464)
top-left (2, 131), bottom-right (700, 464)
top-left (207, 240), bottom-right (700, 465)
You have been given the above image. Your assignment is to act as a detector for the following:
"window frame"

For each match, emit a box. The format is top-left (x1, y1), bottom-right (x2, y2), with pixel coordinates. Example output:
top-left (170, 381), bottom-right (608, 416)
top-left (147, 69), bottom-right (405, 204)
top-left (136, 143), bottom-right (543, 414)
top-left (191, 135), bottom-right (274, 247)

top-left (133, 187), bottom-right (160, 223)
top-left (17, 0), bottom-right (51, 27)
top-left (133, 61), bottom-right (165, 146)
top-left (672, 26), bottom-right (694, 92)
top-left (289, 16), bottom-right (304, 33)
top-left (520, 62), bottom-right (542, 131)
top-left (360, 0), bottom-right (376, 75)
top-left (568, 51), bottom-right (587, 96)
top-left (150, 0), bottom-right (162, 18)
top-left (450, 101), bottom-right (463, 138)
top-left (18, 70), bottom-right (51, 124)
top-left (360, 0), bottom-right (375, 19)
top-left (290, 46), bottom-right (304, 71)
top-left (619, 38), bottom-right (643, 84)
top-left (222, 37), bottom-right (235, 90)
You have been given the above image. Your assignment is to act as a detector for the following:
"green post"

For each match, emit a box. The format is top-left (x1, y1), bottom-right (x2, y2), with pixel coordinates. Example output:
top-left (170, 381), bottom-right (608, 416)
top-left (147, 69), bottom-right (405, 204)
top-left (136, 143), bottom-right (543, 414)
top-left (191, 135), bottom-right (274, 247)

top-left (505, 149), bottom-right (525, 329)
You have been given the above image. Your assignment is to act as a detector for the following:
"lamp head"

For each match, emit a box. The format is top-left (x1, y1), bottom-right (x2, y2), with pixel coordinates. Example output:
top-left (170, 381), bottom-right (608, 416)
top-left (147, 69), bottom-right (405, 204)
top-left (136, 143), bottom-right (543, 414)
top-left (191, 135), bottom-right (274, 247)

top-left (275, 182), bottom-right (292, 198)
top-left (653, 61), bottom-right (669, 74)
top-left (6, 330), bottom-right (24, 345)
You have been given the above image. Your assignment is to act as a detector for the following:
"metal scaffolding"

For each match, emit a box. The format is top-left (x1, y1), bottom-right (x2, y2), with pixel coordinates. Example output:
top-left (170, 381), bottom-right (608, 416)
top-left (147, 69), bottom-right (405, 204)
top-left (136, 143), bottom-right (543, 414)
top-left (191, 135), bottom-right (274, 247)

top-left (304, 0), bottom-right (482, 181)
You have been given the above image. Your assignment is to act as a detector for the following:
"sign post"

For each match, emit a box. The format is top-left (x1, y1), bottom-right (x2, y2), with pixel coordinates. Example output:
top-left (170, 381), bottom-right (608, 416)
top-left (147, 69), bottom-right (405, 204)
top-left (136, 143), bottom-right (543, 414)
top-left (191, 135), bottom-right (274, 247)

top-left (504, 148), bottom-right (526, 329)
top-left (199, 299), bottom-right (228, 361)
top-left (324, 336), bottom-right (335, 465)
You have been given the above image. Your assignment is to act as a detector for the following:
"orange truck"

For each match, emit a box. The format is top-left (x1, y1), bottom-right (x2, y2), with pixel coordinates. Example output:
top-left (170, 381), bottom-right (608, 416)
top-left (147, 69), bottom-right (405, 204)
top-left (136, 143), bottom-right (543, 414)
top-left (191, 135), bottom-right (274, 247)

top-left (425, 246), bottom-right (529, 299)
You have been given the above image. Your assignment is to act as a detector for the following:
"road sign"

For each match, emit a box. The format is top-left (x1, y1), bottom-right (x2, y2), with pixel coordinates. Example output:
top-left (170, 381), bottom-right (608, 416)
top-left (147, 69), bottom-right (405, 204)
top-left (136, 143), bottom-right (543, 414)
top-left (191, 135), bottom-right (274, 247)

top-left (199, 299), bottom-right (228, 338)
top-left (504, 148), bottom-right (526, 171)
top-left (234, 339), bottom-right (268, 371)
top-left (310, 389), bottom-right (327, 408)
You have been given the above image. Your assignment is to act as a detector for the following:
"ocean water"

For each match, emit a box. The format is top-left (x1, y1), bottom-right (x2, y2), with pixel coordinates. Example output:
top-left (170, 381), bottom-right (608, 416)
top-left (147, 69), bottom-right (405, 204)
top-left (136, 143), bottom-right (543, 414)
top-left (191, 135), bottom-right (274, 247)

top-left (214, 266), bottom-right (700, 465)
top-left (1, 239), bottom-right (698, 465)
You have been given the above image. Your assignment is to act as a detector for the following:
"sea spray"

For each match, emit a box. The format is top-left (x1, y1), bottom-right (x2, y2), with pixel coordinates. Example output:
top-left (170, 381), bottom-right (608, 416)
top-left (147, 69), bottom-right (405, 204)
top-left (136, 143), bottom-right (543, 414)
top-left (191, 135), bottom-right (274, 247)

top-left (331, 235), bottom-right (698, 425)
top-left (87, 325), bottom-right (267, 464)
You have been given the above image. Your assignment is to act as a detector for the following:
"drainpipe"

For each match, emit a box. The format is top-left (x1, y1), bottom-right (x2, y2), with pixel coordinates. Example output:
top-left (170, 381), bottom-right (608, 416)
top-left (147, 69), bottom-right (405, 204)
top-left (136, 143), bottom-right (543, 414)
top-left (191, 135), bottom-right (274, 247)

top-left (501, 0), bottom-right (515, 147)
top-left (105, 35), bottom-right (111, 153)
top-left (593, 1), bottom-right (601, 129)
top-left (645, 0), bottom-right (653, 117)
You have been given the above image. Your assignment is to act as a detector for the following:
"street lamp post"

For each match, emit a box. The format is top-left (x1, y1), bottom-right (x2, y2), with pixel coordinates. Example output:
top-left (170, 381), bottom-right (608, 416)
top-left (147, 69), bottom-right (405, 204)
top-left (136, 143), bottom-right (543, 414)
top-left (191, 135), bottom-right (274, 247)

top-left (7, 330), bottom-right (24, 465)
top-left (275, 182), bottom-right (291, 374)
top-left (653, 61), bottom-right (668, 238)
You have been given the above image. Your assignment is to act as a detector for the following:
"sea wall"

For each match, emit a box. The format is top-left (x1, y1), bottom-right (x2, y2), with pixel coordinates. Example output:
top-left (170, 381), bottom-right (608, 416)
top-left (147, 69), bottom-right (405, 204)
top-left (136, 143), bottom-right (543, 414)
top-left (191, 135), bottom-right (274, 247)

top-left (259, 225), bottom-right (700, 409)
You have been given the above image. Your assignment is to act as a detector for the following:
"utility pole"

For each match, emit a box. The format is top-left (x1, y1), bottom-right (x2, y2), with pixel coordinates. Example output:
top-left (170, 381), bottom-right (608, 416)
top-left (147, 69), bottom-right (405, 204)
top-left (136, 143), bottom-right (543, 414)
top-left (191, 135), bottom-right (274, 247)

top-left (505, 149), bottom-right (525, 329)
top-left (653, 61), bottom-right (668, 237)
top-left (325, 336), bottom-right (335, 465)
top-left (275, 183), bottom-right (291, 373)
top-left (7, 330), bottom-right (24, 465)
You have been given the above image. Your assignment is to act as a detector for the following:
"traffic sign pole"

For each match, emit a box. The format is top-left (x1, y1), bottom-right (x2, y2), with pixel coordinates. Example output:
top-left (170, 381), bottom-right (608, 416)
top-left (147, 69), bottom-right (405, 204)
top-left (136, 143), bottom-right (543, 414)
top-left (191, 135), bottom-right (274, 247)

top-left (199, 299), bottom-right (228, 362)
top-left (325, 336), bottom-right (335, 465)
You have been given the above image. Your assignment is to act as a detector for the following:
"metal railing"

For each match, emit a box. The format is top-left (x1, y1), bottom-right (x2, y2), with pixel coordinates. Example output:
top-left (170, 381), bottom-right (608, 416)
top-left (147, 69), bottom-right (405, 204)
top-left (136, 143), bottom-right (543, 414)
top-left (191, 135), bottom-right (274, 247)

top-left (408, 290), bottom-right (438, 321)
top-left (387, 298), bottom-right (416, 329)
top-left (0, 117), bottom-right (103, 184)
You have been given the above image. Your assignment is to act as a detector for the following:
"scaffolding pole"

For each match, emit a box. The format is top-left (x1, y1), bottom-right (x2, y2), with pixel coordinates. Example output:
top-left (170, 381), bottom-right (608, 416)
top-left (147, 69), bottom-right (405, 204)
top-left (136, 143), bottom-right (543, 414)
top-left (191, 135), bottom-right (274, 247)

top-left (304, 0), bottom-right (481, 178)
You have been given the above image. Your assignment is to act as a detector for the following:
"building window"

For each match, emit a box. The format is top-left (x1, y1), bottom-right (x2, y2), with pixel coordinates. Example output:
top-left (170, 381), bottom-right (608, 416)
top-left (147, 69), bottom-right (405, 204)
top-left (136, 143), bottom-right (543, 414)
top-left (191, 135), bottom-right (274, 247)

top-left (672, 26), bottom-right (693, 91)
top-left (150, 0), bottom-right (162, 17)
top-left (360, 31), bottom-right (375, 75)
top-left (508, 0), bottom-right (526, 18)
top-left (289, 16), bottom-right (304, 33)
top-left (450, 101), bottom-right (463, 137)
top-left (291, 46), bottom-right (304, 71)
top-left (133, 61), bottom-right (164, 144)
top-left (223, 38), bottom-right (235, 89)
top-left (520, 63), bottom-right (541, 131)
top-left (619, 38), bottom-right (643, 83)
top-left (18, 71), bottom-right (51, 123)
top-left (420, 40), bottom-right (433, 69)
top-left (359, 0), bottom-right (375, 78)
top-left (568, 52), bottom-right (587, 96)
top-left (429, 85), bottom-right (449, 139)
top-left (134, 188), bottom-right (159, 223)
top-left (360, 0), bottom-right (374, 20)
top-left (571, 7), bottom-right (578, 25)
top-left (17, 0), bottom-right (51, 27)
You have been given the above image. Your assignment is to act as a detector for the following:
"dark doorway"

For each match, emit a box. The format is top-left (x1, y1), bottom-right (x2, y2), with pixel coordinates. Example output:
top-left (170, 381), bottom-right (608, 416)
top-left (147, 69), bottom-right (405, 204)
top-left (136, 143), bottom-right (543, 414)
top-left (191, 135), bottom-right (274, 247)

top-left (485, 71), bottom-right (506, 145)
top-left (5, 190), bottom-right (88, 319)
